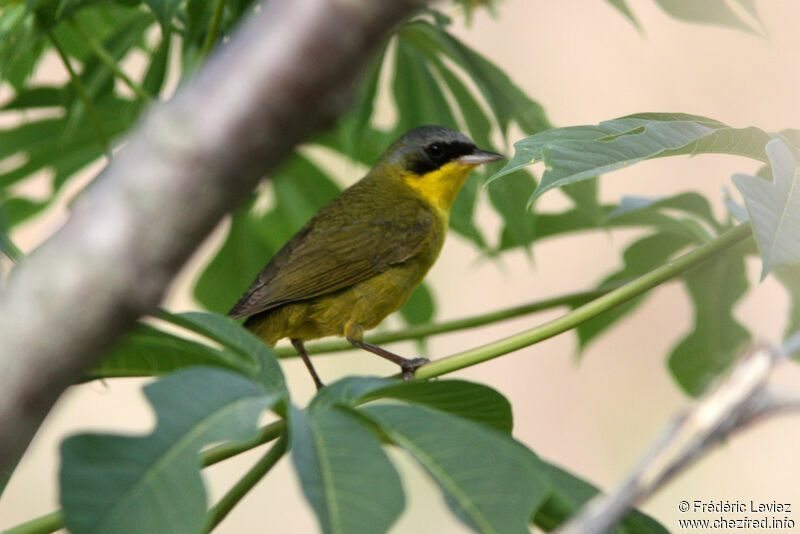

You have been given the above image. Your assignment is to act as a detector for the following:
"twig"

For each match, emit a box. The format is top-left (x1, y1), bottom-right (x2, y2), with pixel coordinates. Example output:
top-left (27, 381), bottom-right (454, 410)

top-left (204, 434), bottom-right (288, 532)
top-left (0, 0), bottom-right (428, 478)
top-left (414, 223), bottom-right (753, 379)
top-left (555, 344), bottom-right (800, 534)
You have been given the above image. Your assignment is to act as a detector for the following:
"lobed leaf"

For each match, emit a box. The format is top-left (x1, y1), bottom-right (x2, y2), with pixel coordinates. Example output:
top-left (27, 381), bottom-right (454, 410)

top-left (491, 113), bottom-right (771, 204)
top-left (290, 405), bottom-right (405, 534)
top-left (310, 376), bottom-right (514, 434)
top-left (87, 323), bottom-right (252, 380)
top-left (361, 404), bottom-right (550, 534)
top-left (668, 244), bottom-right (751, 396)
top-left (733, 138), bottom-right (800, 278)
top-left (60, 368), bottom-right (283, 534)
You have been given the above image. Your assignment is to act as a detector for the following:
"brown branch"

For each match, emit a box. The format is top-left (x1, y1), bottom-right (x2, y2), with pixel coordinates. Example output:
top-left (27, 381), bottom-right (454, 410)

top-left (555, 345), bottom-right (800, 534)
top-left (0, 0), bottom-right (427, 475)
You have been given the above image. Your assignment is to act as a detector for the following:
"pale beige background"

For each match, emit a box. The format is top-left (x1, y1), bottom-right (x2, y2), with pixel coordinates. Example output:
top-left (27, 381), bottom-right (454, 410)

top-left (2, 1), bottom-right (800, 532)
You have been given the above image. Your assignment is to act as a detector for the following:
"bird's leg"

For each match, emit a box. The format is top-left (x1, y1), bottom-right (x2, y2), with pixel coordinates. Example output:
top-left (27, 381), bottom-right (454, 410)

top-left (291, 338), bottom-right (325, 390)
top-left (345, 324), bottom-right (429, 380)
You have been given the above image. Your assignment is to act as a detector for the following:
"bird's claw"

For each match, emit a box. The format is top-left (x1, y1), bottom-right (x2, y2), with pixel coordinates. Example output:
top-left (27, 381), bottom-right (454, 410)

top-left (401, 357), bottom-right (430, 380)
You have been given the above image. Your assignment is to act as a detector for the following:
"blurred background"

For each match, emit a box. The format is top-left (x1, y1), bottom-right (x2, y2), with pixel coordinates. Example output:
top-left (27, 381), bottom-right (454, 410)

top-left (2, 0), bottom-right (799, 532)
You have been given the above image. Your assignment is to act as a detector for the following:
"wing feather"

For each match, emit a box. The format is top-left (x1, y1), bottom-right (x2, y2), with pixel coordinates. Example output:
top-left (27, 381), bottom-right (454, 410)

top-left (228, 188), bottom-right (433, 319)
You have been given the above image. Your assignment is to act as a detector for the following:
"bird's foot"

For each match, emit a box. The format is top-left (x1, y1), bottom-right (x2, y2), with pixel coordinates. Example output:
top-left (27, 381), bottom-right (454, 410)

top-left (400, 357), bottom-right (430, 381)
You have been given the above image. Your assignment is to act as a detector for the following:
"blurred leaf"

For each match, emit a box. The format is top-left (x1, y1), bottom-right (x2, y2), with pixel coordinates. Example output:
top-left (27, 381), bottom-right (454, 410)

top-left (652, 0), bottom-right (758, 34)
top-left (142, 31), bottom-right (171, 97)
top-left (399, 282), bottom-right (435, 326)
top-left (0, 97), bottom-right (137, 195)
top-left (393, 40), bottom-right (458, 132)
top-left (290, 405), bottom-right (404, 534)
top-left (492, 113), bottom-right (771, 203)
top-left (88, 323), bottom-right (251, 379)
top-left (487, 169), bottom-right (538, 251)
top-left (311, 376), bottom-right (514, 434)
top-left (534, 462), bottom-right (668, 533)
top-left (733, 138), bottom-right (800, 278)
top-left (194, 155), bottom-right (341, 313)
top-left (0, 205), bottom-right (22, 261)
top-left (61, 368), bottom-right (283, 534)
top-left (159, 311), bottom-right (286, 392)
top-left (605, 0), bottom-right (642, 31)
top-left (361, 403), bottom-right (550, 534)
top-left (0, 195), bottom-right (48, 227)
top-left (0, 6), bottom-right (46, 89)
top-left (399, 20), bottom-right (550, 135)
top-left (668, 244), bottom-right (751, 396)
top-left (575, 232), bottom-right (693, 350)
top-left (723, 185), bottom-right (749, 223)
top-left (142, 0), bottom-right (181, 30)
top-left (776, 266), bottom-right (800, 338)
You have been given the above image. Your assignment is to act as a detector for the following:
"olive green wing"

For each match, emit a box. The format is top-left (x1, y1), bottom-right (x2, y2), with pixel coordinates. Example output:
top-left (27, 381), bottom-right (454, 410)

top-left (227, 208), bottom-right (434, 319)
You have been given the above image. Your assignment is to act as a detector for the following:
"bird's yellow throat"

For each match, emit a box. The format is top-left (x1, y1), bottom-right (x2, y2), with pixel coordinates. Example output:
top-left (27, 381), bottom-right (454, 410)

top-left (401, 161), bottom-right (477, 216)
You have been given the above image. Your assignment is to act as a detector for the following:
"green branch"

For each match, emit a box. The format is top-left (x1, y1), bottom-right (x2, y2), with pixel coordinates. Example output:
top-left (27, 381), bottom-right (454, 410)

top-left (415, 223), bottom-right (754, 379)
top-left (199, 0), bottom-right (228, 61)
top-left (5, 421), bottom-right (286, 534)
top-left (274, 281), bottom-right (626, 358)
top-left (67, 19), bottom-right (150, 102)
top-left (45, 29), bottom-right (111, 156)
top-left (205, 434), bottom-right (288, 532)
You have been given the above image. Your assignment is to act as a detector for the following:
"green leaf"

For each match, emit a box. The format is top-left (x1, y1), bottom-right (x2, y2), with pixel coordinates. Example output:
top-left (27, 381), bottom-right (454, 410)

top-left (605, 0), bottom-right (642, 31)
top-left (310, 376), bottom-right (513, 434)
top-left (399, 21), bottom-right (550, 136)
top-left (399, 282), bottom-right (435, 326)
top-left (392, 40), bottom-right (458, 132)
top-left (87, 323), bottom-right (252, 379)
top-left (652, 0), bottom-right (757, 34)
top-left (0, 195), bottom-right (48, 228)
top-left (0, 6), bottom-right (46, 89)
top-left (142, 31), bottom-right (170, 97)
top-left (289, 405), bottom-right (404, 534)
top-left (492, 113), bottom-right (771, 203)
top-left (486, 170), bottom-right (538, 250)
top-left (159, 311), bottom-right (286, 392)
top-left (733, 138), bottom-right (800, 278)
top-left (669, 245), bottom-right (751, 395)
top-left (0, 203), bottom-right (23, 261)
top-left (575, 232), bottom-right (693, 350)
top-left (534, 462), bottom-right (668, 533)
top-left (60, 368), bottom-right (283, 534)
top-left (194, 155), bottom-right (340, 313)
top-left (142, 0), bottom-right (181, 30)
top-left (776, 266), bottom-right (800, 338)
top-left (361, 404), bottom-right (550, 534)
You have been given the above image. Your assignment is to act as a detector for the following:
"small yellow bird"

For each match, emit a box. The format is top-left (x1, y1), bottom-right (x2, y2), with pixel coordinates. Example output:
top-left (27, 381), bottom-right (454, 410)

top-left (228, 126), bottom-right (503, 388)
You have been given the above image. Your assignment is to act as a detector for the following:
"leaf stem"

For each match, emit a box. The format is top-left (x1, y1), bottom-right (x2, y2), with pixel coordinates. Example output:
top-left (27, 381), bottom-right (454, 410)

top-left (274, 281), bottom-right (627, 358)
top-left (67, 18), bottom-right (150, 102)
top-left (45, 28), bottom-right (111, 156)
top-left (202, 420), bottom-right (285, 466)
top-left (199, 0), bottom-right (228, 61)
top-left (204, 434), bottom-right (288, 532)
top-left (0, 511), bottom-right (63, 534)
top-left (415, 223), bottom-right (754, 379)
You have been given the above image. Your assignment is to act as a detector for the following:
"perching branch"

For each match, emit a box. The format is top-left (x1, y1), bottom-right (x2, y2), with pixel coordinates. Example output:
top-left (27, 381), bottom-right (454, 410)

top-left (0, 0), bottom-right (427, 476)
top-left (555, 343), bottom-right (800, 534)
top-left (415, 223), bottom-right (753, 379)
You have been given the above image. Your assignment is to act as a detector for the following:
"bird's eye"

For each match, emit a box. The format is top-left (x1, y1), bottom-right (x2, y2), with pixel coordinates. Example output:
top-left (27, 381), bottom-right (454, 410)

top-left (426, 143), bottom-right (445, 160)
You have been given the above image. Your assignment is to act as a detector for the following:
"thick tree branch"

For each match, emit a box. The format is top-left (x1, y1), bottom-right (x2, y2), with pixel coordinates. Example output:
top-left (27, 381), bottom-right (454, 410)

top-left (0, 0), bottom-right (426, 475)
top-left (555, 344), bottom-right (800, 534)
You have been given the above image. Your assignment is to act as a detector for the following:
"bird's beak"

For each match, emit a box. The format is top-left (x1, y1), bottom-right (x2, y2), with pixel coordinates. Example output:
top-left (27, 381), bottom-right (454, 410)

top-left (457, 149), bottom-right (505, 165)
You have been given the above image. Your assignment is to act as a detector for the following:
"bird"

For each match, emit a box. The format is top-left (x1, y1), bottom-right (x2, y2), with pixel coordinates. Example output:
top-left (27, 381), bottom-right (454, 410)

top-left (228, 125), bottom-right (504, 389)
